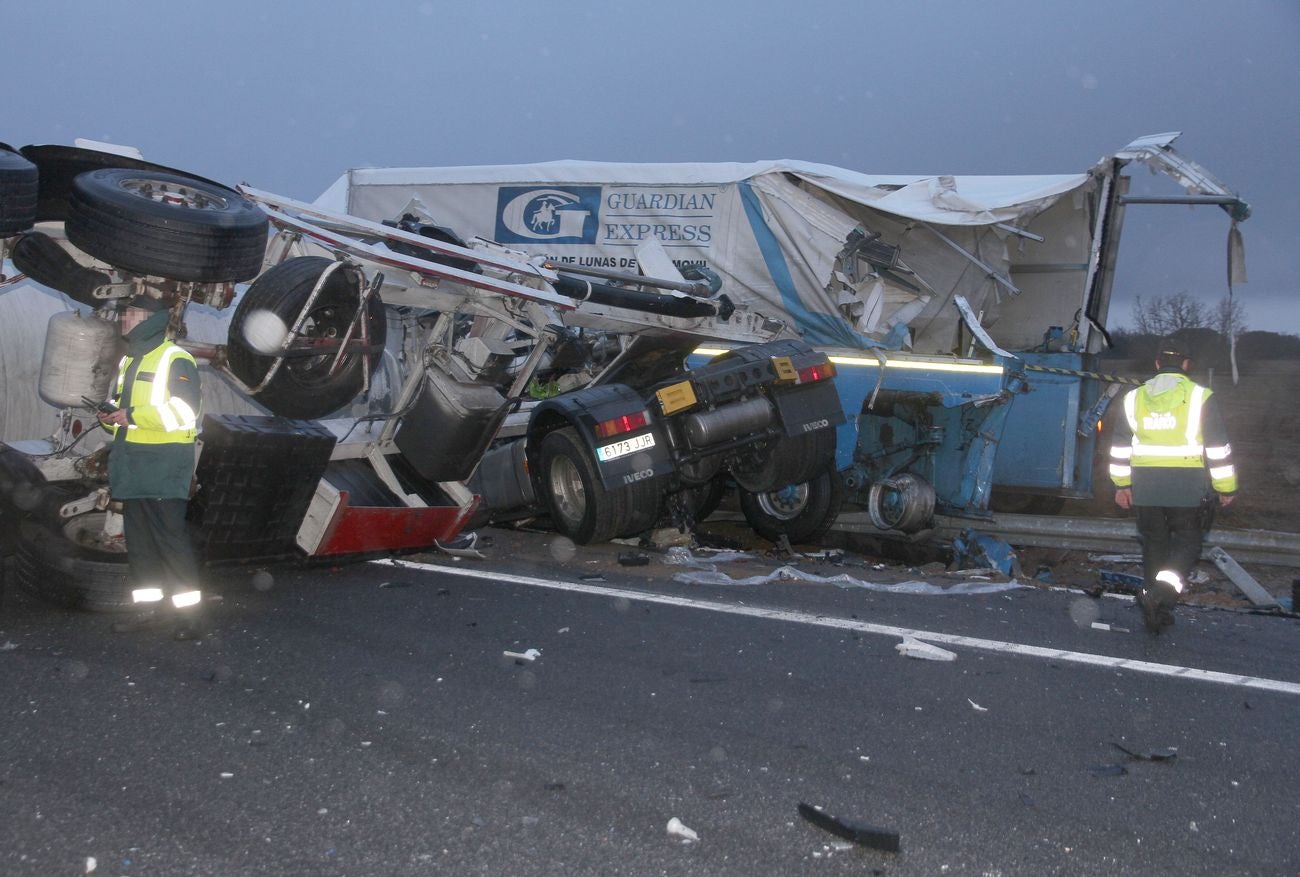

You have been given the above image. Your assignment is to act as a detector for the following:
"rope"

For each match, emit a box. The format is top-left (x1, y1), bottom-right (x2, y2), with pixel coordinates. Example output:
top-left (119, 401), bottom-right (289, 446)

top-left (1022, 363), bottom-right (1143, 386)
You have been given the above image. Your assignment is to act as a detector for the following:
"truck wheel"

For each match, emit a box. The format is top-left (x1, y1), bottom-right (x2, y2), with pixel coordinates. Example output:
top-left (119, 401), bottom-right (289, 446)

top-left (538, 427), bottom-right (657, 544)
top-left (227, 256), bottom-right (387, 419)
top-left (65, 168), bottom-right (268, 282)
top-left (739, 464), bottom-right (844, 545)
top-left (0, 147), bottom-right (39, 236)
top-left (12, 515), bottom-right (134, 612)
top-left (731, 428), bottom-right (834, 494)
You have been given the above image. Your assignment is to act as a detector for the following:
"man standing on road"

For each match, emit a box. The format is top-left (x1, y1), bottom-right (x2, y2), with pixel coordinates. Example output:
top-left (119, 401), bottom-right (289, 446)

top-left (1109, 338), bottom-right (1237, 633)
top-left (97, 295), bottom-right (205, 641)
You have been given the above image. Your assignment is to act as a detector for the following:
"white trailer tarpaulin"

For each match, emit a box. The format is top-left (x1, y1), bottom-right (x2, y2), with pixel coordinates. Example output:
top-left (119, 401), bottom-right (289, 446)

top-left (317, 158), bottom-right (1094, 354)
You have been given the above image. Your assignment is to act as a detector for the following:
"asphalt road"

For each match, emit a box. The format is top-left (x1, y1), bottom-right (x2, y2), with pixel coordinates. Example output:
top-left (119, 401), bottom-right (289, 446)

top-left (2, 529), bottom-right (1298, 877)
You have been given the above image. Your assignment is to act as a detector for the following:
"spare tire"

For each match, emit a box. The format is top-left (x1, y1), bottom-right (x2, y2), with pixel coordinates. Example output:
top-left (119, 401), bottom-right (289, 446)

top-left (66, 168), bottom-right (268, 282)
top-left (0, 147), bottom-right (38, 236)
top-left (227, 256), bottom-right (387, 419)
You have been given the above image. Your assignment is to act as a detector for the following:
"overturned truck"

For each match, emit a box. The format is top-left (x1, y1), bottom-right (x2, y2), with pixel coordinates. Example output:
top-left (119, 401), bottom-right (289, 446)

top-left (0, 141), bottom-right (844, 610)
top-left (316, 133), bottom-right (1248, 540)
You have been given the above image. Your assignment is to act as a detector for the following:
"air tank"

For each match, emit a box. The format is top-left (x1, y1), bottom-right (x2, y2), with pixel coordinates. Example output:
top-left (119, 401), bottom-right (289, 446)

top-left (38, 310), bottom-right (124, 409)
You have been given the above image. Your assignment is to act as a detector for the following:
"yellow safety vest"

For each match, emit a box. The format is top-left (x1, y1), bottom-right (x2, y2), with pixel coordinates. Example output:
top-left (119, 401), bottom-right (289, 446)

top-left (111, 343), bottom-right (200, 445)
top-left (1109, 374), bottom-right (1237, 494)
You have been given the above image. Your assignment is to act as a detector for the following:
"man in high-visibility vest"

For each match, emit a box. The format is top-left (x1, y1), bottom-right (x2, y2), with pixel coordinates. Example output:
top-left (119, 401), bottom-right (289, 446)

top-left (1109, 338), bottom-right (1237, 633)
top-left (96, 295), bottom-right (204, 640)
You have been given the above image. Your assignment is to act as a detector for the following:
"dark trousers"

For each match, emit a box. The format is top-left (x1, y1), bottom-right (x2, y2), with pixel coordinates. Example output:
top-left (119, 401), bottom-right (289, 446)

top-left (1135, 505), bottom-right (1204, 591)
top-left (122, 498), bottom-right (200, 597)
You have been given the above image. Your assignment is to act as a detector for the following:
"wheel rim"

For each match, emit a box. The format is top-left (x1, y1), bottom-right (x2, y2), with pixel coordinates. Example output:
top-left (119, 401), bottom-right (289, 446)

top-left (547, 454), bottom-right (587, 528)
top-left (117, 177), bottom-right (229, 211)
top-left (755, 482), bottom-right (810, 521)
top-left (286, 305), bottom-right (353, 379)
top-left (63, 512), bottom-right (127, 555)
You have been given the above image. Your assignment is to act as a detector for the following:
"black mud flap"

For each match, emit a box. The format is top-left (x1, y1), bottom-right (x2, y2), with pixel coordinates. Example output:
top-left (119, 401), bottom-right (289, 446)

top-left (188, 414), bottom-right (336, 564)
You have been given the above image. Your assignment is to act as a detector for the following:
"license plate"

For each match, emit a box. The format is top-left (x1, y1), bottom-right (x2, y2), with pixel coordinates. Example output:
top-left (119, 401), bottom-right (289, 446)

top-left (596, 432), bottom-right (655, 462)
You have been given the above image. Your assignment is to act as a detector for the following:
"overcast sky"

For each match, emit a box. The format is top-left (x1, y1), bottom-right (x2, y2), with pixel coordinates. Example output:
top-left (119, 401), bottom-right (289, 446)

top-left (7, 0), bottom-right (1298, 334)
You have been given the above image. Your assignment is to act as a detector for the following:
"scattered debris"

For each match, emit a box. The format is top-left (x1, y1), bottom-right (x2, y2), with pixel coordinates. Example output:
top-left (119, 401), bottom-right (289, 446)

top-left (617, 552), bottom-right (650, 566)
top-left (0, 641), bottom-right (18, 651)
top-left (895, 638), bottom-right (956, 662)
top-left (436, 532), bottom-right (487, 560)
top-left (85, 856), bottom-right (96, 874)
top-left (797, 802), bottom-right (900, 853)
top-left (967, 698), bottom-right (988, 712)
top-left (673, 564), bottom-right (1022, 595)
top-left (503, 648), bottom-right (541, 663)
top-left (1088, 764), bottom-right (1128, 777)
top-left (666, 816), bottom-right (699, 843)
top-left (1207, 546), bottom-right (1281, 609)
top-left (1090, 622), bottom-right (1111, 631)
top-left (951, 528), bottom-right (1018, 577)
top-left (1099, 570), bottom-right (1144, 593)
top-left (579, 574), bottom-right (606, 582)
top-left (379, 580), bottom-right (411, 589)
top-left (1110, 742), bottom-right (1177, 762)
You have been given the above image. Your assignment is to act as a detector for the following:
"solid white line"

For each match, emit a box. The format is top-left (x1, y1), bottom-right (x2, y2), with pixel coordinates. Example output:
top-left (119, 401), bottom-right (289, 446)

top-left (377, 559), bottom-right (1300, 697)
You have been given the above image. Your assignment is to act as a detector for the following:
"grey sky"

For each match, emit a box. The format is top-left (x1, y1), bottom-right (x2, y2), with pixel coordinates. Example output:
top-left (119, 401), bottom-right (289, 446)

top-left (7, 0), bottom-right (1298, 334)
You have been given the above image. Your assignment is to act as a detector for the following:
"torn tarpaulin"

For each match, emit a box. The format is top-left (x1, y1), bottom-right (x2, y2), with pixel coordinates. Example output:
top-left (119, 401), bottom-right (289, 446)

top-left (672, 564), bottom-right (1023, 595)
top-left (798, 802), bottom-right (900, 852)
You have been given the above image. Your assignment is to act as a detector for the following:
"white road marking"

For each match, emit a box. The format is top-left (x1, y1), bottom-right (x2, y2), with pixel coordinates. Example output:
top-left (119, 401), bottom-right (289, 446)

top-left (377, 559), bottom-right (1300, 697)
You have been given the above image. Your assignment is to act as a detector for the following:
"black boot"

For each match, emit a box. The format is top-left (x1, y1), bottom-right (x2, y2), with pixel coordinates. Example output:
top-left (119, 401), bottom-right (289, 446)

top-left (1138, 582), bottom-right (1178, 634)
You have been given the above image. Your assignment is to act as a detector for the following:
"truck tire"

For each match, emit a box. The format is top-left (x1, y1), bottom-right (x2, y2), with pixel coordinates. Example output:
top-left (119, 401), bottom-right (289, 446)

top-left (0, 147), bottom-right (39, 236)
top-left (738, 463), bottom-right (844, 545)
top-left (538, 427), bottom-right (658, 544)
top-left (12, 515), bottom-right (134, 612)
top-left (731, 427), bottom-right (834, 494)
top-left (227, 256), bottom-right (387, 419)
top-left (65, 168), bottom-right (268, 282)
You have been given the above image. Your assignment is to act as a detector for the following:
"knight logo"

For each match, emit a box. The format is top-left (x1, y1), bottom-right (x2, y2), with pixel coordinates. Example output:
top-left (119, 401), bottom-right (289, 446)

top-left (494, 186), bottom-right (601, 244)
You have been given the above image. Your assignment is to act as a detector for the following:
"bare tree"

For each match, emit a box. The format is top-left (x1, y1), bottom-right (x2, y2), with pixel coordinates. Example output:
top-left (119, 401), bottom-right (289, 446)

top-left (1131, 291), bottom-right (1210, 336)
top-left (1214, 293), bottom-right (1248, 338)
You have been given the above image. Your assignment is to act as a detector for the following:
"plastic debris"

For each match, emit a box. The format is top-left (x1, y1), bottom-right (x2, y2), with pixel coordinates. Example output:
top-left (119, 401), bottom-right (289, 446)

top-left (666, 816), bottom-right (699, 843)
top-left (673, 564), bottom-right (1022, 595)
top-left (895, 638), bottom-right (956, 662)
top-left (1090, 622), bottom-right (1110, 631)
top-left (85, 856), bottom-right (96, 874)
top-left (503, 648), bottom-right (541, 662)
top-left (967, 698), bottom-right (988, 712)
top-left (797, 802), bottom-right (900, 853)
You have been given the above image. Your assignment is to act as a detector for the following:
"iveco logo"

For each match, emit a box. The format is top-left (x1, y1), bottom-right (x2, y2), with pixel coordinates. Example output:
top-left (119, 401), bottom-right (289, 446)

top-left (494, 186), bottom-right (600, 244)
top-left (801, 419), bottom-right (830, 432)
top-left (623, 468), bottom-right (654, 484)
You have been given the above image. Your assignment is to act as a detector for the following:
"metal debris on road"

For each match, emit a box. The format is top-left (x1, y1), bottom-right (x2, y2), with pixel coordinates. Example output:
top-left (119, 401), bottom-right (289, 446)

top-left (797, 802), bottom-right (900, 853)
top-left (1111, 742), bottom-right (1178, 762)
top-left (617, 552), bottom-right (650, 566)
top-left (1088, 764), bottom-right (1129, 777)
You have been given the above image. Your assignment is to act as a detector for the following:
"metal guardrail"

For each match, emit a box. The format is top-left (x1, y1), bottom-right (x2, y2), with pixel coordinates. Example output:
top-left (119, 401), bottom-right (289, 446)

top-left (832, 511), bottom-right (1300, 569)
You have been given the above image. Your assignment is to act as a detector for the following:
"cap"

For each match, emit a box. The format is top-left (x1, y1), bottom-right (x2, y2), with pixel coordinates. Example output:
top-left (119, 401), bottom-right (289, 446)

top-left (1156, 337), bottom-right (1189, 361)
top-left (125, 295), bottom-right (167, 313)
